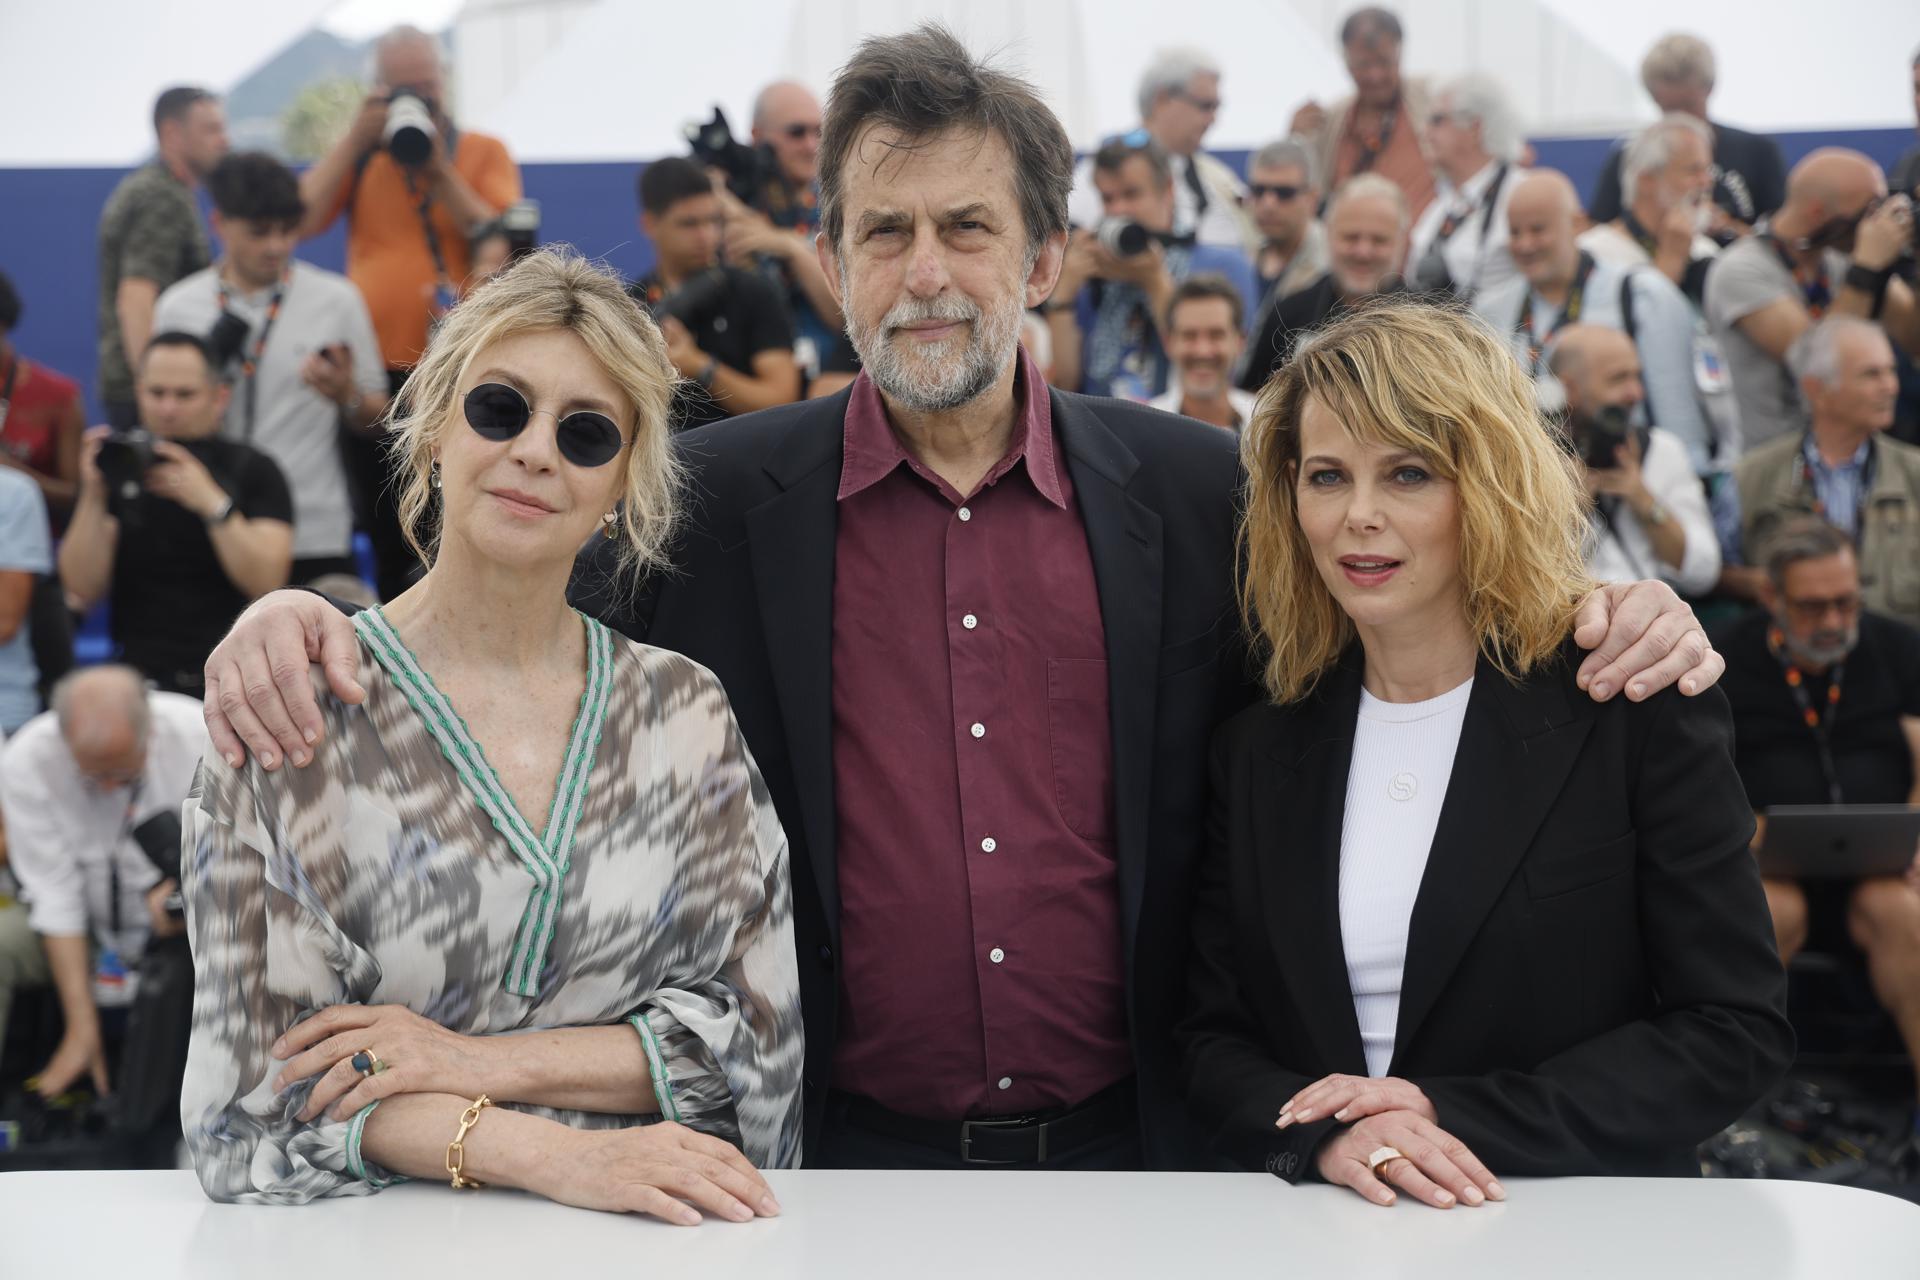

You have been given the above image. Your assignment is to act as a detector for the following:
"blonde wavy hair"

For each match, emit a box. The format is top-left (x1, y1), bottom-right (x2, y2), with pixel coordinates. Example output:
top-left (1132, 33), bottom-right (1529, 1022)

top-left (1239, 299), bottom-right (1594, 704)
top-left (384, 246), bottom-right (682, 581)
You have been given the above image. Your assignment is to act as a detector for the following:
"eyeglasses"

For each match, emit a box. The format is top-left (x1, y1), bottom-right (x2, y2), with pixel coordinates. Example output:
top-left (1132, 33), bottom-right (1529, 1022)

top-left (781, 122), bottom-right (822, 140)
top-left (1781, 593), bottom-right (1862, 621)
top-left (1173, 89), bottom-right (1222, 112)
top-left (1248, 184), bottom-right (1305, 202)
top-left (463, 383), bottom-right (628, 468)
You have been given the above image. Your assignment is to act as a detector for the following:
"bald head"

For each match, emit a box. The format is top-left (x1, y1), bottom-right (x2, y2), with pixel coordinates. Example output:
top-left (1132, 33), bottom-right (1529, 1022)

top-left (53, 666), bottom-right (151, 789)
top-left (1507, 170), bottom-right (1583, 290)
top-left (751, 80), bottom-right (823, 186)
top-left (1548, 323), bottom-right (1644, 418)
top-left (373, 25), bottom-right (446, 104)
top-left (1780, 148), bottom-right (1886, 240)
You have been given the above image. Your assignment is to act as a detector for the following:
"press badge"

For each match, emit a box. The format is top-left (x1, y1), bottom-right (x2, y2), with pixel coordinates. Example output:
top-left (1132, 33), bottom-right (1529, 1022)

top-left (93, 947), bottom-right (138, 1008)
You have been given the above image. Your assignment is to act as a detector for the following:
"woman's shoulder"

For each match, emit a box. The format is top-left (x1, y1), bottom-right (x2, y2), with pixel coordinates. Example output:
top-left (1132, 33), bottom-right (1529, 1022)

top-left (1528, 635), bottom-right (1731, 747)
top-left (599, 627), bottom-right (739, 730)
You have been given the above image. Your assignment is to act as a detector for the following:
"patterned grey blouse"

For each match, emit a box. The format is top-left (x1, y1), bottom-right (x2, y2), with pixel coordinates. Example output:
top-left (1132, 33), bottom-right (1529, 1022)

top-left (180, 608), bottom-right (803, 1204)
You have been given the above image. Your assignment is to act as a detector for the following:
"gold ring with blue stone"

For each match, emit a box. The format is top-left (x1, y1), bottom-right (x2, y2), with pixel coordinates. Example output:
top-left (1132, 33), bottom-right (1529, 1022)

top-left (350, 1049), bottom-right (386, 1078)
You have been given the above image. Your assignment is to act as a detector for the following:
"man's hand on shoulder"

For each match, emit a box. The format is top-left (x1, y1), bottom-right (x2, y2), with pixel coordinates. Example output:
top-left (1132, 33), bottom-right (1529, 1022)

top-left (202, 589), bottom-right (365, 772)
top-left (1571, 579), bottom-right (1723, 701)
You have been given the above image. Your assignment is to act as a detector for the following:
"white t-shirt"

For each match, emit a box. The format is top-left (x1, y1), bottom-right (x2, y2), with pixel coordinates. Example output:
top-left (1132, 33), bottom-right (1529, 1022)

top-left (1339, 676), bottom-right (1473, 1079)
top-left (0, 692), bottom-right (210, 962)
top-left (1406, 160), bottom-right (1523, 301)
top-left (1148, 384), bottom-right (1258, 429)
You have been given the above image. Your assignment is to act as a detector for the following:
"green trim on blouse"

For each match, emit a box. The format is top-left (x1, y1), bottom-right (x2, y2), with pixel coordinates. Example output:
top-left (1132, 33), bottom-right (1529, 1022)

top-left (345, 1099), bottom-right (407, 1188)
top-left (630, 1013), bottom-right (685, 1123)
top-left (354, 607), bottom-right (614, 997)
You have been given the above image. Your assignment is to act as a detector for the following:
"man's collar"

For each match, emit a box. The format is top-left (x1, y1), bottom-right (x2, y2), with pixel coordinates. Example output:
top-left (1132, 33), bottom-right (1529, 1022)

top-left (1803, 430), bottom-right (1873, 471)
top-left (1447, 157), bottom-right (1500, 201)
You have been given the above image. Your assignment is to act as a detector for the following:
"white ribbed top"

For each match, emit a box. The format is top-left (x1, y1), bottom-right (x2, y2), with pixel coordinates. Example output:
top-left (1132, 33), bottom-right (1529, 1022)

top-left (1338, 676), bottom-right (1474, 1078)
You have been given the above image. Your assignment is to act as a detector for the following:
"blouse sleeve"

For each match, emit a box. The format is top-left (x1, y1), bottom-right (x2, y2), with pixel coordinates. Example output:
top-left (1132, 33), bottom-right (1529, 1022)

top-left (628, 677), bottom-right (804, 1170)
top-left (178, 742), bottom-right (398, 1203)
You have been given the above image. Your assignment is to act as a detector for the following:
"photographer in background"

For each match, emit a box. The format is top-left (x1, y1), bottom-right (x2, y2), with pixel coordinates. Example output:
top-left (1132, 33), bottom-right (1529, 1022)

top-left (629, 157), bottom-right (800, 429)
top-left (1047, 135), bottom-right (1255, 399)
top-left (0, 666), bottom-right (209, 1163)
top-left (156, 153), bottom-right (387, 588)
top-left (1548, 324), bottom-right (1720, 595)
top-left (294, 24), bottom-right (520, 600)
top-left (57, 335), bottom-right (292, 697)
top-left (710, 82), bottom-right (849, 387)
top-left (1148, 275), bottom-right (1256, 430)
top-left (95, 87), bottom-right (228, 430)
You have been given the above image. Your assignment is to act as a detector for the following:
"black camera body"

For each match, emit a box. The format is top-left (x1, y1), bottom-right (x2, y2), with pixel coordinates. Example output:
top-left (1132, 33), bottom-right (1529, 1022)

top-left (649, 267), bottom-right (730, 329)
top-left (685, 107), bottom-right (797, 219)
top-left (95, 427), bottom-right (158, 516)
top-left (1566, 403), bottom-right (1649, 472)
top-left (206, 309), bottom-right (251, 370)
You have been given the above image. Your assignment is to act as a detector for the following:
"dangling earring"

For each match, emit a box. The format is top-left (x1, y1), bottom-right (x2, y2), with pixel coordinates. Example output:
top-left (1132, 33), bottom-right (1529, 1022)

top-left (601, 510), bottom-right (618, 540)
top-left (430, 461), bottom-right (442, 490)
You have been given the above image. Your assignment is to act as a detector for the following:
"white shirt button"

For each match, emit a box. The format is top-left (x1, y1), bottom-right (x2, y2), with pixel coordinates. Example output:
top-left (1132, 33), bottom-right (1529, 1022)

top-left (989, 947), bottom-right (1005, 964)
top-left (997, 1077), bottom-right (1013, 1090)
top-left (962, 613), bottom-right (978, 630)
top-left (957, 506), bottom-right (972, 522)
top-left (970, 722), bottom-right (985, 739)
top-left (980, 836), bottom-right (997, 853)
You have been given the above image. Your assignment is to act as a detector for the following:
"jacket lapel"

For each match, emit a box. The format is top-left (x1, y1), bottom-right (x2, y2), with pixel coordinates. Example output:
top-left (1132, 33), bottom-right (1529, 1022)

top-left (743, 392), bottom-right (850, 935)
top-left (1053, 392), bottom-right (1163, 964)
top-left (1390, 656), bottom-right (1591, 1065)
top-left (1254, 656), bottom-right (1370, 1076)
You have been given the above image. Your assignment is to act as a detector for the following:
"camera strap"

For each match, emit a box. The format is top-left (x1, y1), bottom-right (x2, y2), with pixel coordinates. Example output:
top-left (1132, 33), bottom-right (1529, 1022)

top-left (216, 269), bottom-right (291, 443)
top-left (97, 779), bottom-right (145, 940)
top-left (1516, 251), bottom-right (1596, 372)
top-left (1761, 229), bottom-right (1831, 319)
top-left (1796, 433), bottom-right (1877, 545)
top-left (1345, 96), bottom-right (1400, 180)
top-left (1767, 624), bottom-right (1847, 805)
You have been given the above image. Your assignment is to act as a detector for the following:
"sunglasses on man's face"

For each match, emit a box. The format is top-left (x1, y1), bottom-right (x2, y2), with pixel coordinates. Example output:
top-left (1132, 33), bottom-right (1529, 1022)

top-left (1249, 184), bottom-right (1305, 202)
top-left (462, 383), bottom-right (628, 468)
top-left (782, 122), bottom-right (823, 140)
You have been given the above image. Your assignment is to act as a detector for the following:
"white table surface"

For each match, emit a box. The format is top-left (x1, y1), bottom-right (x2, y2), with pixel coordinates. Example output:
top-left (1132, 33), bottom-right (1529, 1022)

top-left (3, 1169), bottom-right (1916, 1279)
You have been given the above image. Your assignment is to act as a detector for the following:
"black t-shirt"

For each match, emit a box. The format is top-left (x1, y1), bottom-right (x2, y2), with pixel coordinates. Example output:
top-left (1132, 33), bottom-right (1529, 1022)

top-left (1712, 608), bottom-right (1920, 810)
top-left (1238, 275), bottom-right (1426, 392)
top-left (109, 436), bottom-right (293, 683)
top-left (1589, 120), bottom-right (1787, 228)
top-left (628, 267), bottom-right (796, 429)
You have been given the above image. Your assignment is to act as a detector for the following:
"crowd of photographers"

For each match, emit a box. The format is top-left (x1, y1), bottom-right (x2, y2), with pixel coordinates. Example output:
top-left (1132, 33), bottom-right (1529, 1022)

top-left (2, 10), bottom-right (1920, 1165)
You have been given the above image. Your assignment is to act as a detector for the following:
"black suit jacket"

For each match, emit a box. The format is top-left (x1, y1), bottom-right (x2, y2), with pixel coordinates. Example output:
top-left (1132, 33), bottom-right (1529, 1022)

top-left (572, 386), bottom-right (1259, 1168)
top-left (1177, 643), bottom-right (1793, 1182)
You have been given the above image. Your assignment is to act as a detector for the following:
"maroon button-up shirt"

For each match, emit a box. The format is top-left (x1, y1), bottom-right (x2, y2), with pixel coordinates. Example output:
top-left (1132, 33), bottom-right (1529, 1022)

top-left (829, 350), bottom-right (1132, 1121)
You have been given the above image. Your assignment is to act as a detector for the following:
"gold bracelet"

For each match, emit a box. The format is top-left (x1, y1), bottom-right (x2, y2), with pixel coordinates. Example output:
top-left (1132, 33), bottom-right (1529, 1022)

top-left (446, 1093), bottom-right (493, 1189)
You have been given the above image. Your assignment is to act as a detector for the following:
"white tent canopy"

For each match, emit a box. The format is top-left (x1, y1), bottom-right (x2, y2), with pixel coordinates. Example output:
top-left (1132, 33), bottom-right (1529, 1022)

top-left (2, 0), bottom-right (1913, 167)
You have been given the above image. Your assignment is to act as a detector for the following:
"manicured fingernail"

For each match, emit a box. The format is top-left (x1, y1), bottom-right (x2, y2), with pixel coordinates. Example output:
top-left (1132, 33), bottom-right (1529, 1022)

top-left (1275, 1111), bottom-right (1293, 1128)
top-left (1462, 1186), bottom-right (1484, 1205)
top-left (1684, 678), bottom-right (1697, 694)
top-left (1334, 1108), bottom-right (1349, 1120)
top-left (680, 1209), bottom-right (702, 1226)
top-left (292, 750), bottom-right (310, 767)
top-left (262, 753), bottom-right (278, 770)
top-left (760, 1194), bottom-right (781, 1215)
top-left (1379, 1190), bottom-right (1395, 1204)
top-left (227, 753), bottom-right (243, 768)
top-left (303, 728), bottom-right (318, 744)
top-left (1591, 681), bottom-right (1610, 699)
top-left (1576, 671), bottom-right (1590, 689)
top-left (727, 1202), bottom-right (753, 1222)
top-left (1436, 1190), bottom-right (1455, 1205)
top-left (1488, 1181), bottom-right (1507, 1201)
top-left (1629, 682), bottom-right (1646, 700)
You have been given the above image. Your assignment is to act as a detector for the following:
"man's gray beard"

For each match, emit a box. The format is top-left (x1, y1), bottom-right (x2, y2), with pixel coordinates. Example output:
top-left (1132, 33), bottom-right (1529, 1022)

top-left (1781, 624), bottom-right (1858, 670)
top-left (841, 267), bottom-right (1025, 413)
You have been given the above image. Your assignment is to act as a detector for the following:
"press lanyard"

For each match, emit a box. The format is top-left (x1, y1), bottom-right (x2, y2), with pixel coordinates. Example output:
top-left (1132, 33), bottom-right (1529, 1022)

top-left (1516, 251), bottom-right (1595, 371)
top-left (1768, 626), bottom-right (1846, 805)
top-left (101, 779), bottom-right (145, 939)
top-left (217, 271), bottom-right (290, 443)
top-left (0, 354), bottom-right (18, 435)
top-left (1797, 434), bottom-right (1876, 545)
top-left (1346, 97), bottom-right (1400, 179)
top-left (1432, 163), bottom-right (1508, 297)
top-left (1762, 233), bottom-right (1830, 319)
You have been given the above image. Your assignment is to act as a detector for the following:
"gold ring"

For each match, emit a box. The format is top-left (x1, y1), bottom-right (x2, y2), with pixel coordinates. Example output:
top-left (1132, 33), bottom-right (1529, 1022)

top-left (1366, 1145), bottom-right (1406, 1173)
top-left (349, 1048), bottom-right (384, 1079)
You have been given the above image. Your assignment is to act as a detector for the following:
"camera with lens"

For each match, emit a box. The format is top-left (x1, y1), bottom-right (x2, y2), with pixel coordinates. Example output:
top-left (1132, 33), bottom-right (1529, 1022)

top-left (384, 89), bottom-right (439, 167)
top-left (205, 309), bottom-right (251, 371)
top-left (470, 199), bottom-right (542, 267)
top-left (1096, 217), bottom-right (1153, 259)
top-left (1564, 403), bottom-right (1648, 472)
top-left (649, 267), bottom-right (730, 329)
top-left (684, 107), bottom-right (801, 221)
top-left (95, 427), bottom-right (158, 518)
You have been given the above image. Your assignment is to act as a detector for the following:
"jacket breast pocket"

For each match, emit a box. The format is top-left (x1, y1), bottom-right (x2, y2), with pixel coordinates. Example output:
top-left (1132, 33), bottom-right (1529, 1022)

top-left (1523, 831), bottom-right (1635, 900)
top-left (1048, 657), bottom-right (1116, 843)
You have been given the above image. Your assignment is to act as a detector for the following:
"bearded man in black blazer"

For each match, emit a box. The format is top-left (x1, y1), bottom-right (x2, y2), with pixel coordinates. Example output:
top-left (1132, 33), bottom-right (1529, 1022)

top-left (198, 27), bottom-right (1727, 1174)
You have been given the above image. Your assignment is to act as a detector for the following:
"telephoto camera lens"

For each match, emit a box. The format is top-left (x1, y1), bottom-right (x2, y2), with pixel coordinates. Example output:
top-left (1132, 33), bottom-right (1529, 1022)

top-left (385, 91), bottom-right (436, 167)
top-left (1096, 217), bottom-right (1152, 258)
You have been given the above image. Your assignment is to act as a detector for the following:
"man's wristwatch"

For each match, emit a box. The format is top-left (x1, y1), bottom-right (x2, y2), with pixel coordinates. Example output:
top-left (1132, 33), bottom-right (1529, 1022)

top-left (1639, 497), bottom-right (1669, 527)
top-left (204, 495), bottom-right (236, 526)
top-left (1843, 262), bottom-right (1894, 316)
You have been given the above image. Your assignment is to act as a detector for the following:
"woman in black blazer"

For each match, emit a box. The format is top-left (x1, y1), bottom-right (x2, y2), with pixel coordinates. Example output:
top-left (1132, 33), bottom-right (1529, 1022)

top-left (1179, 301), bottom-right (1792, 1208)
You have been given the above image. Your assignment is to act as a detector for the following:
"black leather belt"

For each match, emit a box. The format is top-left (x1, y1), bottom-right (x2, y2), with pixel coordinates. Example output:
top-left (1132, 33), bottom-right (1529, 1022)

top-left (831, 1078), bottom-right (1137, 1165)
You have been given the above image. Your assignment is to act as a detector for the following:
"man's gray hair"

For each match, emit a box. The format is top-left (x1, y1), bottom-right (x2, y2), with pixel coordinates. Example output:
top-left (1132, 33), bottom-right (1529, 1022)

top-left (1641, 33), bottom-right (1715, 95)
top-left (1435, 73), bottom-right (1524, 164)
top-left (1250, 138), bottom-right (1318, 190)
top-left (368, 24), bottom-right (448, 82)
top-left (1136, 48), bottom-right (1220, 120)
top-left (1787, 314), bottom-right (1888, 386)
top-left (1761, 514), bottom-right (1855, 588)
top-left (50, 666), bottom-right (151, 742)
top-left (1328, 172), bottom-right (1410, 234)
top-left (1621, 112), bottom-right (1712, 199)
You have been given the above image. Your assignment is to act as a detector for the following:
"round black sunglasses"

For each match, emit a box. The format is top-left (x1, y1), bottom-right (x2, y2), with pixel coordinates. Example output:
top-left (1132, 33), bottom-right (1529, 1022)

top-left (463, 383), bottom-right (628, 468)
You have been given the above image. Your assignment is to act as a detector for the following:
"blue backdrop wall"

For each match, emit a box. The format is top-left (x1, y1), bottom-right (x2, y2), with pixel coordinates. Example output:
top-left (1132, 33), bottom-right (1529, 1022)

top-left (1, 125), bottom-right (1911, 422)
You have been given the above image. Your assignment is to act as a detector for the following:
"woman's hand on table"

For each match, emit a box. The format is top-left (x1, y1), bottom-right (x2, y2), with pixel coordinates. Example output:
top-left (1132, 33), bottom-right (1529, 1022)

top-left (1277, 1073), bottom-right (1436, 1128)
top-left (537, 1122), bottom-right (782, 1226)
top-left (1314, 1109), bottom-right (1505, 1209)
top-left (272, 1003), bottom-right (491, 1122)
